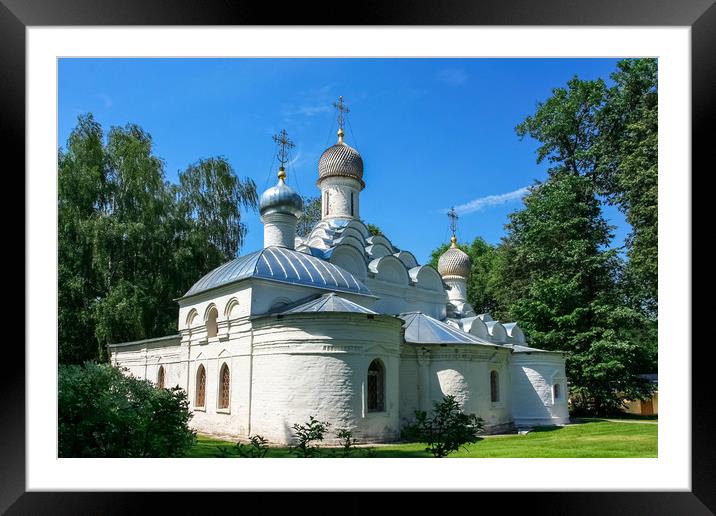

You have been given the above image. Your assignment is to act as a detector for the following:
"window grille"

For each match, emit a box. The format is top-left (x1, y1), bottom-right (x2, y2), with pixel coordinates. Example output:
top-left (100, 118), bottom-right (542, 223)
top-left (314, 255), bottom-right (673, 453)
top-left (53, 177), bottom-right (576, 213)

top-left (196, 365), bottom-right (206, 407)
top-left (490, 370), bottom-right (500, 403)
top-left (157, 366), bottom-right (165, 389)
top-left (219, 364), bottom-right (230, 409)
top-left (367, 360), bottom-right (385, 412)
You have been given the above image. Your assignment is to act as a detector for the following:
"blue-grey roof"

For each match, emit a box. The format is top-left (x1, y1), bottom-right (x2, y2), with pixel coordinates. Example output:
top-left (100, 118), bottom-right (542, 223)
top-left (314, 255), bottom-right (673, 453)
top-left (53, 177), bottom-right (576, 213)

top-left (504, 343), bottom-right (555, 353)
top-left (183, 247), bottom-right (372, 298)
top-left (259, 178), bottom-right (303, 217)
top-left (281, 293), bottom-right (377, 314)
top-left (398, 312), bottom-right (495, 346)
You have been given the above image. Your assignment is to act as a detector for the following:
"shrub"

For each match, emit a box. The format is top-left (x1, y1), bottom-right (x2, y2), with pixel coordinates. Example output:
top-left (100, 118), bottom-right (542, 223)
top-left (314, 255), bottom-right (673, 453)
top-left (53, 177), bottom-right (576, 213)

top-left (401, 395), bottom-right (484, 458)
top-left (236, 435), bottom-right (270, 458)
top-left (289, 416), bottom-right (330, 458)
top-left (215, 446), bottom-right (235, 458)
top-left (58, 362), bottom-right (196, 457)
top-left (334, 428), bottom-right (359, 458)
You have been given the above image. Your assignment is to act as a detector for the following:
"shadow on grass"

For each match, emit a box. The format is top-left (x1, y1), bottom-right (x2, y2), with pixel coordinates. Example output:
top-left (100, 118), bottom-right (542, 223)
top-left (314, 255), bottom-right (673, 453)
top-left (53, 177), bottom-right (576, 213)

top-left (527, 425), bottom-right (564, 433)
top-left (568, 418), bottom-right (608, 425)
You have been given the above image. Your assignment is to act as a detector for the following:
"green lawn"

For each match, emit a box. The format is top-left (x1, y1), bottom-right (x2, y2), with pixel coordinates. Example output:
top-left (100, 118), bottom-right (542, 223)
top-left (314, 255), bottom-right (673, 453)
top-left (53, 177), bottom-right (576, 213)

top-left (185, 419), bottom-right (657, 458)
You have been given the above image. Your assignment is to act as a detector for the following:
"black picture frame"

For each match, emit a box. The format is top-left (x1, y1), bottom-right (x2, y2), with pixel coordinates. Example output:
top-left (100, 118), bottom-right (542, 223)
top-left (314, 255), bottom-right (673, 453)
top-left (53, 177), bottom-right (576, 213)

top-left (5, 0), bottom-right (712, 513)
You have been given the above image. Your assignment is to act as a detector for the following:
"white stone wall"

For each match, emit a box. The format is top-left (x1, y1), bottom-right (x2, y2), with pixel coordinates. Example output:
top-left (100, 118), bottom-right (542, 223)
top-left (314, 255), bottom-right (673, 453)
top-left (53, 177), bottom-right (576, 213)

top-left (399, 345), bottom-right (513, 432)
top-left (510, 352), bottom-right (570, 427)
top-left (365, 277), bottom-right (447, 319)
top-left (249, 280), bottom-right (375, 316)
top-left (261, 212), bottom-right (297, 249)
top-left (178, 283), bottom-right (252, 336)
top-left (249, 313), bottom-right (403, 444)
top-left (444, 277), bottom-right (468, 304)
top-left (320, 176), bottom-right (362, 220)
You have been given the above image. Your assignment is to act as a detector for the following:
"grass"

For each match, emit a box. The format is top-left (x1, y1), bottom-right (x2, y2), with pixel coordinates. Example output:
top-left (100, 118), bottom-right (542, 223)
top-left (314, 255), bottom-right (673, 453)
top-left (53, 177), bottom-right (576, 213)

top-left (185, 419), bottom-right (657, 458)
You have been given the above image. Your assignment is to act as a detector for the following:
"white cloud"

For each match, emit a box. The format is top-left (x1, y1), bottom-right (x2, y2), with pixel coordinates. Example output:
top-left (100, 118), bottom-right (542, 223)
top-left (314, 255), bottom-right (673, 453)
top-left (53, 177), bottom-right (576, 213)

top-left (436, 68), bottom-right (468, 86)
top-left (293, 105), bottom-right (331, 117)
top-left (447, 186), bottom-right (530, 215)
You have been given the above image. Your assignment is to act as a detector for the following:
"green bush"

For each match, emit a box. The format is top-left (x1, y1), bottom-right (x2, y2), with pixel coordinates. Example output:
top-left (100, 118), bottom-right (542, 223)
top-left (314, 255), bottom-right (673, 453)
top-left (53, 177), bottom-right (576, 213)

top-left (58, 362), bottom-right (196, 457)
top-left (289, 416), bottom-right (330, 458)
top-left (236, 435), bottom-right (270, 458)
top-left (401, 395), bottom-right (484, 457)
top-left (334, 428), bottom-right (359, 458)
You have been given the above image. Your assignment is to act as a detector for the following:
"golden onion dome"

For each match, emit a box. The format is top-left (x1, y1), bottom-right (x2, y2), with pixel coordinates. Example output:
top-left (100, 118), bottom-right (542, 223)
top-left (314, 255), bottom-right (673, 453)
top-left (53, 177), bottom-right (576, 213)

top-left (437, 236), bottom-right (471, 278)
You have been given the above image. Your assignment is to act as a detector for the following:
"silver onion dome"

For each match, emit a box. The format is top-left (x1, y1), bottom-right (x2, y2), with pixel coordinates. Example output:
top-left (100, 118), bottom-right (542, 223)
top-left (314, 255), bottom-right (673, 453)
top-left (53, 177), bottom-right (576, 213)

top-left (317, 139), bottom-right (364, 186)
top-left (437, 237), bottom-right (471, 278)
top-left (259, 175), bottom-right (303, 218)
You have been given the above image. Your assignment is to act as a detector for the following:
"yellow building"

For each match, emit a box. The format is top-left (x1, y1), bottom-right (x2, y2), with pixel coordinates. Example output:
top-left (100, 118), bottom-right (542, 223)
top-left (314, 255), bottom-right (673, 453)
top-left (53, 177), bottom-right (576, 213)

top-left (624, 374), bottom-right (658, 415)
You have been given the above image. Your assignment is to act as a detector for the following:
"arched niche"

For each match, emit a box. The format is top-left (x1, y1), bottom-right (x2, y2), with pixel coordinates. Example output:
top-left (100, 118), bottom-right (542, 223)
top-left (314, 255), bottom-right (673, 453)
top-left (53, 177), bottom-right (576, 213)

top-left (330, 245), bottom-right (368, 280)
top-left (185, 308), bottom-right (198, 329)
top-left (204, 304), bottom-right (219, 338)
top-left (224, 298), bottom-right (240, 320)
top-left (485, 321), bottom-right (507, 343)
top-left (408, 265), bottom-right (444, 291)
top-left (464, 317), bottom-right (489, 339)
top-left (394, 251), bottom-right (418, 269)
top-left (337, 219), bottom-right (371, 239)
top-left (503, 322), bottom-right (526, 344)
top-left (365, 243), bottom-right (393, 259)
top-left (332, 234), bottom-right (366, 254)
top-left (369, 255), bottom-right (409, 286)
top-left (335, 227), bottom-right (367, 244)
top-left (366, 234), bottom-right (394, 251)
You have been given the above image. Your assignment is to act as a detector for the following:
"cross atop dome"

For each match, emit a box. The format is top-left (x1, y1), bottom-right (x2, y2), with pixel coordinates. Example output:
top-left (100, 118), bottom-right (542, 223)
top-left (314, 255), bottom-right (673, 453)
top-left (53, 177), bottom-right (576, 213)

top-left (332, 95), bottom-right (350, 143)
top-left (447, 207), bottom-right (459, 247)
top-left (272, 129), bottom-right (295, 181)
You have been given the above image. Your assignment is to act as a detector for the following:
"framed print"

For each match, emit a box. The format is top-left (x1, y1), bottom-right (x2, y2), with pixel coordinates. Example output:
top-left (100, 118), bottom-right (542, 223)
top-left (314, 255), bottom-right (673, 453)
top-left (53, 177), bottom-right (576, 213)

top-left (6, 0), bottom-right (714, 513)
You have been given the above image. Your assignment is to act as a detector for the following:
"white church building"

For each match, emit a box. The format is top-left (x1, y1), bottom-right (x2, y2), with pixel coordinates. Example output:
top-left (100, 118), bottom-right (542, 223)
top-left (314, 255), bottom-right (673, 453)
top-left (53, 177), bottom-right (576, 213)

top-left (109, 101), bottom-right (569, 444)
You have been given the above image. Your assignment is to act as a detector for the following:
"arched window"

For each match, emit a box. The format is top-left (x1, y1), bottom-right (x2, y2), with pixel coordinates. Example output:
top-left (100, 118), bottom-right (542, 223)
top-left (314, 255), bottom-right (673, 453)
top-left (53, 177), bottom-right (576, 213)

top-left (367, 359), bottom-right (385, 412)
top-left (206, 306), bottom-right (218, 338)
top-left (553, 383), bottom-right (561, 401)
top-left (157, 365), bottom-right (165, 389)
top-left (218, 363), bottom-right (230, 410)
top-left (195, 365), bottom-right (206, 407)
top-left (490, 370), bottom-right (500, 403)
top-left (350, 192), bottom-right (354, 216)
top-left (324, 191), bottom-right (330, 216)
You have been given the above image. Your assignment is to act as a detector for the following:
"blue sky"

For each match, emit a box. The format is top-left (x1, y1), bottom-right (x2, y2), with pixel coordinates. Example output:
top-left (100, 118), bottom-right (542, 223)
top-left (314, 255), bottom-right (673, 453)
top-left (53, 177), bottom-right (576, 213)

top-left (58, 58), bottom-right (628, 264)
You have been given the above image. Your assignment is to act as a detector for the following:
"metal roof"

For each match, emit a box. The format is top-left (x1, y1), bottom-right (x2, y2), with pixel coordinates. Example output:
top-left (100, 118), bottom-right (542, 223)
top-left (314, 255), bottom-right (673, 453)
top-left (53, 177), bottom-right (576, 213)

top-left (504, 343), bottom-right (552, 353)
top-left (183, 247), bottom-right (372, 298)
top-left (398, 312), bottom-right (495, 346)
top-left (281, 292), bottom-right (377, 314)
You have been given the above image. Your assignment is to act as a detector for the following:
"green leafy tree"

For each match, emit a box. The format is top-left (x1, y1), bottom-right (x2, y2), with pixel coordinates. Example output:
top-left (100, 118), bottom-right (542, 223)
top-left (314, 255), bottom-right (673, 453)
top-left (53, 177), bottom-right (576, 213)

top-left (58, 114), bottom-right (107, 364)
top-left (429, 236), bottom-right (501, 315)
top-left (289, 416), bottom-right (330, 458)
top-left (365, 223), bottom-right (383, 237)
top-left (516, 58), bottom-right (658, 316)
top-left (296, 196), bottom-right (321, 237)
top-left (597, 59), bottom-right (658, 314)
top-left (401, 395), bottom-right (484, 458)
top-left (495, 175), bottom-right (655, 414)
top-left (58, 114), bottom-right (258, 365)
top-left (58, 362), bottom-right (196, 457)
top-left (178, 157), bottom-right (257, 258)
